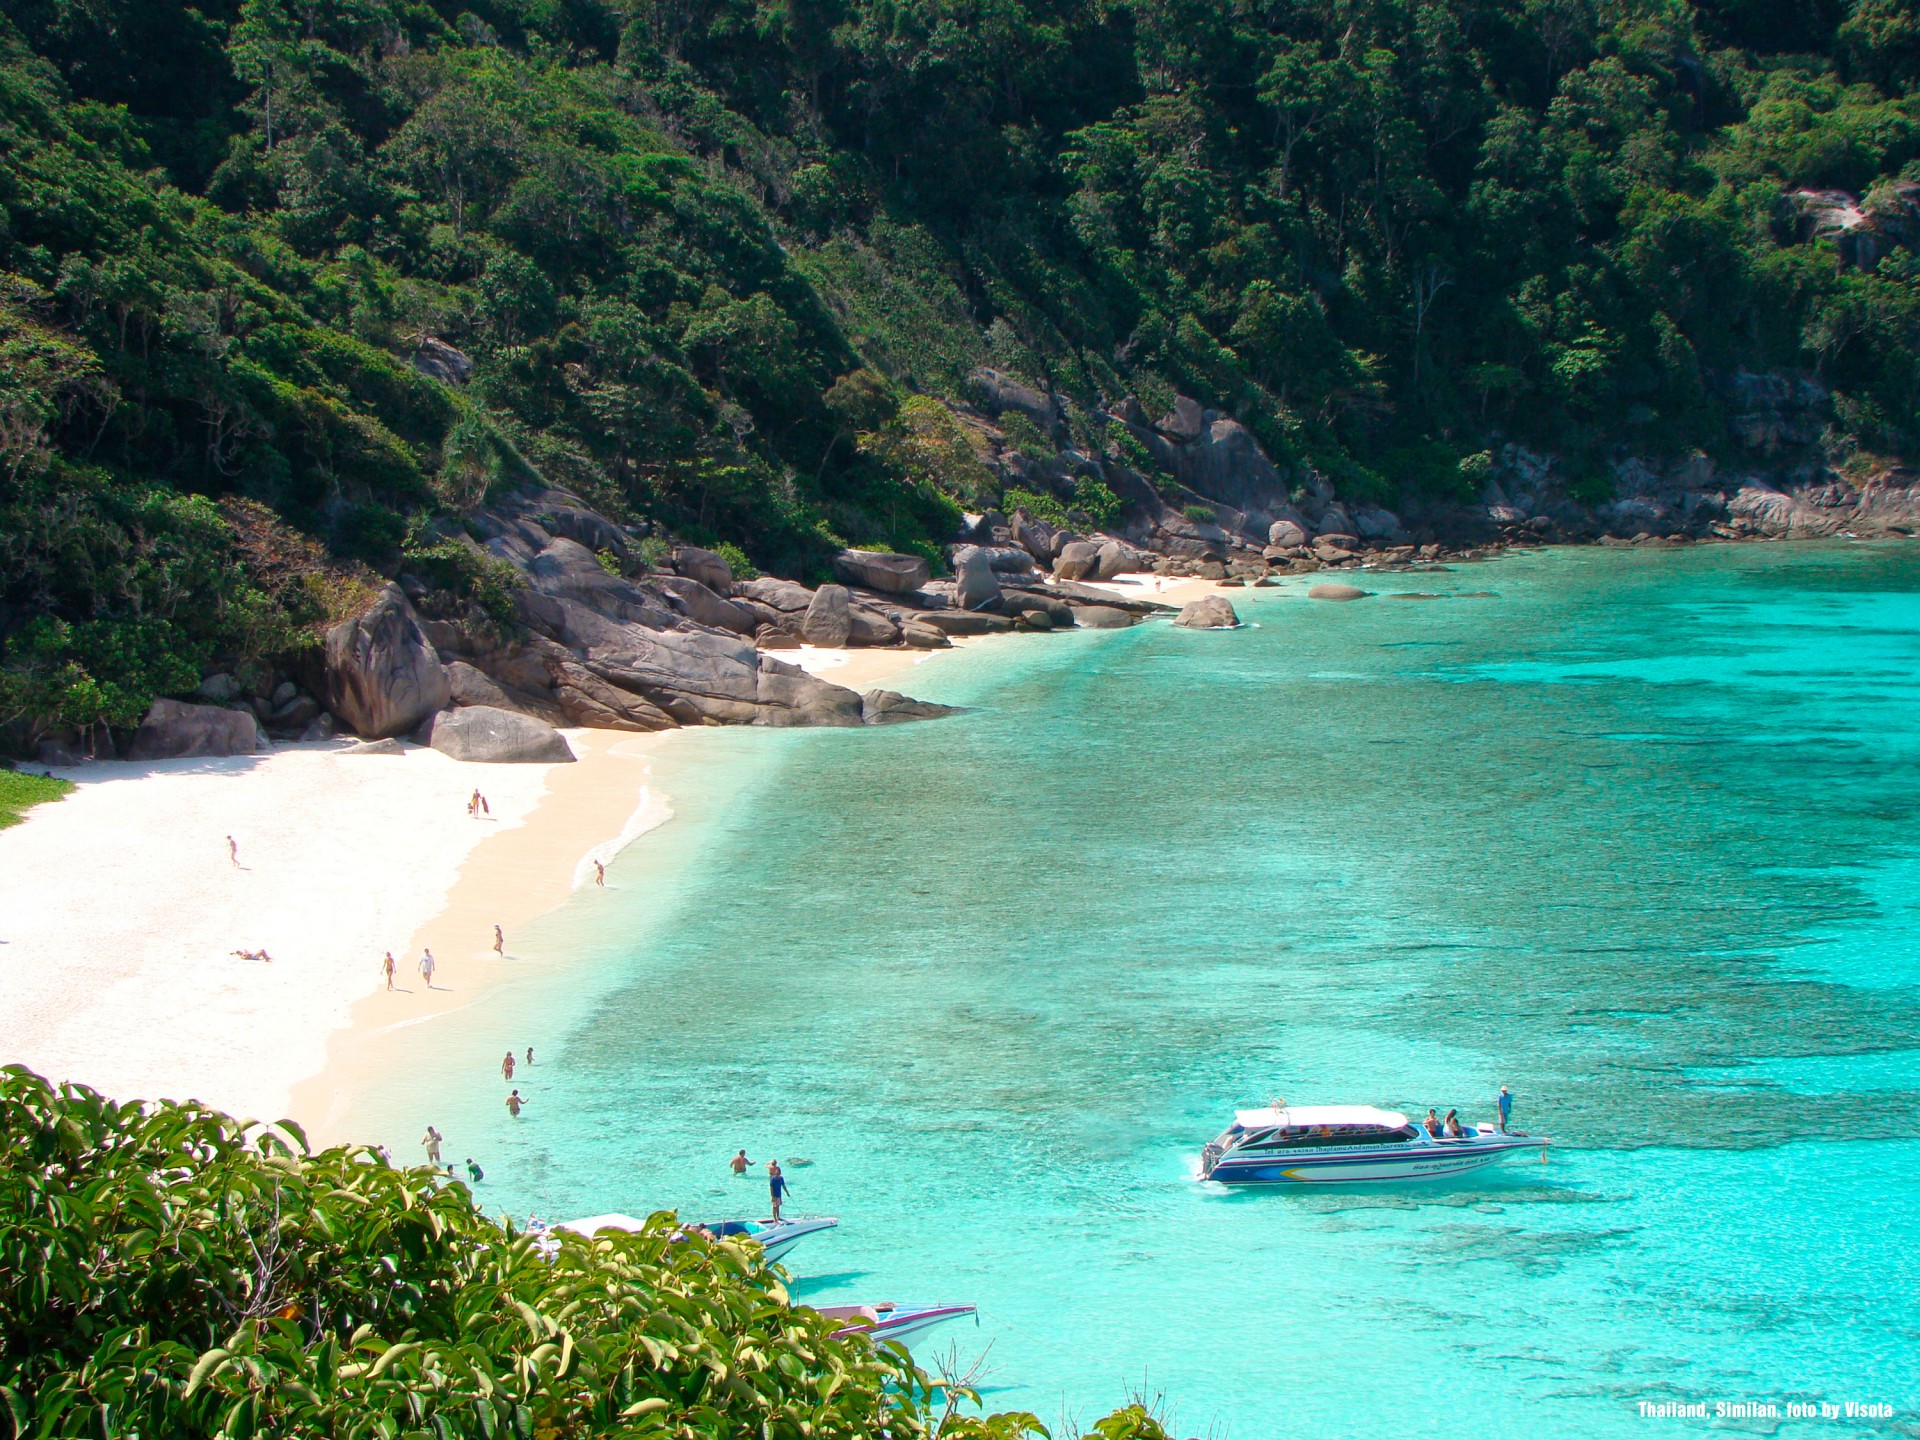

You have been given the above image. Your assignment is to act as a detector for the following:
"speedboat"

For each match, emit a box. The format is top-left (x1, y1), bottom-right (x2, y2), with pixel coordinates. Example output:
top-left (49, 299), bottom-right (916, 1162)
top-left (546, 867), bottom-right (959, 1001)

top-left (693, 1215), bottom-right (838, 1263)
top-left (1199, 1104), bottom-right (1547, 1184)
top-left (815, 1302), bottom-right (976, 1345)
top-left (549, 1213), bottom-right (838, 1264)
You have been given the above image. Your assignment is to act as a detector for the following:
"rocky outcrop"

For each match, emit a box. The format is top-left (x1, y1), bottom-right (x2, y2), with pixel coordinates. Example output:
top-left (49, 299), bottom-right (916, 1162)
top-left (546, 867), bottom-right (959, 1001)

top-left (1072, 605), bottom-right (1136, 628)
top-left (954, 547), bottom-right (1004, 611)
top-left (1308, 583), bottom-right (1371, 600)
top-left (411, 336), bottom-right (474, 386)
top-left (833, 549), bottom-right (931, 594)
top-left (342, 737), bottom-right (406, 755)
top-left (422, 706), bottom-right (575, 762)
top-left (968, 367), bottom-right (1068, 443)
top-left (1173, 595), bottom-right (1240, 629)
top-left (655, 575), bottom-right (757, 634)
top-left (126, 699), bottom-right (265, 760)
top-left (672, 546), bottom-right (734, 592)
top-left (1054, 540), bottom-right (1103, 581)
top-left (314, 585), bottom-right (451, 739)
top-left (803, 584), bottom-right (854, 647)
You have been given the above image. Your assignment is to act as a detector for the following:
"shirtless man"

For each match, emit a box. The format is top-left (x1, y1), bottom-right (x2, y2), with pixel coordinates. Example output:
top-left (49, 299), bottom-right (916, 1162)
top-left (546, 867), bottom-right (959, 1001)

top-left (729, 1149), bottom-right (753, 1175)
top-left (505, 1089), bottom-right (525, 1118)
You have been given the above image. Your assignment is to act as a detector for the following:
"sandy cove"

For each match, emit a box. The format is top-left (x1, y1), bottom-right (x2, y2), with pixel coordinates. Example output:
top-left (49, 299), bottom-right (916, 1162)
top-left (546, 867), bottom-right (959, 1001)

top-left (0, 578), bottom-right (1223, 1137)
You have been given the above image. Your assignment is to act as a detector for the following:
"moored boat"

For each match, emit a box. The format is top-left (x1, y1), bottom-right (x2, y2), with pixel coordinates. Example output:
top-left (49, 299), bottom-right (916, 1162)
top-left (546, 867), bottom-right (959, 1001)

top-left (1199, 1104), bottom-right (1547, 1184)
top-left (815, 1301), bottom-right (977, 1345)
top-left (694, 1215), bottom-right (839, 1263)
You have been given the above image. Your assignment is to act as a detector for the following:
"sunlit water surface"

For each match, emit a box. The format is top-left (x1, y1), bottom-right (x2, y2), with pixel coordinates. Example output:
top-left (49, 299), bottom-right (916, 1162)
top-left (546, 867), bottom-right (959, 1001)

top-left (344, 543), bottom-right (1920, 1437)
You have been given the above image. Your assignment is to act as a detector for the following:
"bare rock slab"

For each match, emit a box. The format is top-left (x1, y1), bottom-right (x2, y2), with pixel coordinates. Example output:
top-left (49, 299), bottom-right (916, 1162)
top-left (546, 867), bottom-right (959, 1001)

top-left (423, 706), bottom-right (575, 763)
top-left (1308, 583), bottom-right (1372, 601)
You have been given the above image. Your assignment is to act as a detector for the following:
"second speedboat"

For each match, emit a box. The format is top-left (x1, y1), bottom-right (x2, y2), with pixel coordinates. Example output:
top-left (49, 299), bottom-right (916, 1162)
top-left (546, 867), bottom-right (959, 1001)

top-left (1200, 1104), bottom-right (1547, 1184)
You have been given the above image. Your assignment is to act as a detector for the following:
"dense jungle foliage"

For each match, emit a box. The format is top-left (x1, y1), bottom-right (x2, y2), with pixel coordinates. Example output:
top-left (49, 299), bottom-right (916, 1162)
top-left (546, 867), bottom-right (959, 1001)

top-left (0, 1065), bottom-right (1170, 1439)
top-left (2, 0), bottom-right (1918, 733)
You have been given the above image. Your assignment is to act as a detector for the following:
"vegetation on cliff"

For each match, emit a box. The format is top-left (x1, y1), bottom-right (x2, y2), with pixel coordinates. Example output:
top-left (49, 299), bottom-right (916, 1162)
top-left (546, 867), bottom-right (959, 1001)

top-left (0, 1065), bottom-right (1167, 1439)
top-left (3, 0), bottom-right (1919, 735)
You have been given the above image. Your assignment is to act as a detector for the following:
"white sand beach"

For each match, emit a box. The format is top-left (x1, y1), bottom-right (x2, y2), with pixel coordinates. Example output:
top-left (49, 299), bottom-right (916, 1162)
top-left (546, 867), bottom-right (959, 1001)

top-left (0, 581), bottom-right (1224, 1135)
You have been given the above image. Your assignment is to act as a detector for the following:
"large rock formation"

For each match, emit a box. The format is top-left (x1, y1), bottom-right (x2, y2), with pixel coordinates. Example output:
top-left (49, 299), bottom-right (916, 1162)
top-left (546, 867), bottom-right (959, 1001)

top-left (126, 699), bottom-right (264, 760)
top-left (1173, 595), bottom-right (1240, 629)
top-left (953, 547), bottom-right (1004, 611)
top-left (422, 706), bottom-right (576, 762)
top-left (802, 584), bottom-right (854, 647)
top-left (315, 585), bottom-right (451, 739)
top-left (832, 549), bottom-right (931, 594)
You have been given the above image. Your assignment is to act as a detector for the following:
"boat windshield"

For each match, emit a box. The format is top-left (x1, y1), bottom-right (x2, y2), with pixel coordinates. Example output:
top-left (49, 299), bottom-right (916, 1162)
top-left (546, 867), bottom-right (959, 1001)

top-left (1241, 1124), bottom-right (1417, 1150)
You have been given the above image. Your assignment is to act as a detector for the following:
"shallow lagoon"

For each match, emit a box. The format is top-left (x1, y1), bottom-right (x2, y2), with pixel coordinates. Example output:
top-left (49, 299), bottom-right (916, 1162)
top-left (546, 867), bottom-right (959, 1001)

top-left (350, 543), bottom-right (1920, 1437)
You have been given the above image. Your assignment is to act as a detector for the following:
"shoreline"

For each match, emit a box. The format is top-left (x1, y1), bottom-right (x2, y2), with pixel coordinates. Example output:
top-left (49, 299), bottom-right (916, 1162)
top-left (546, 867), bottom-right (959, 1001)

top-left (0, 576), bottom-right (1229, 1141)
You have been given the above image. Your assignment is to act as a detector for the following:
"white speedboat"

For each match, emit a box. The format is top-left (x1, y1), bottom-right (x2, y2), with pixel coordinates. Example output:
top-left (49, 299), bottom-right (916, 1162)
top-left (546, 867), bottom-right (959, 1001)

top-left (816, 1301), bottom-right (976, 1345)
top-left (694, 1215), bottom-right (839, 1263)
top-left (1200, 1105), bottom-right (1547, 1184)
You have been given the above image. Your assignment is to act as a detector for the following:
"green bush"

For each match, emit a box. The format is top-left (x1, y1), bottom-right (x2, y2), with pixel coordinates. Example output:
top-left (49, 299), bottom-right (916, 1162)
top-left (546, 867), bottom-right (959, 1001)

top-left (1182, 504), bottom-right (1217, 525)
top-left (0, 1067), bottom-right (1169, 1440)
top-left (714, 541), bottom-right (760, 580)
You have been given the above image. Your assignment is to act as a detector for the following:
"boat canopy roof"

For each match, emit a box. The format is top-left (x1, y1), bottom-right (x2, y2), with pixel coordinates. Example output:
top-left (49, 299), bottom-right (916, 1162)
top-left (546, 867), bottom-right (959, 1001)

top-left (1233, 1105), bottom-right (1409, 1130)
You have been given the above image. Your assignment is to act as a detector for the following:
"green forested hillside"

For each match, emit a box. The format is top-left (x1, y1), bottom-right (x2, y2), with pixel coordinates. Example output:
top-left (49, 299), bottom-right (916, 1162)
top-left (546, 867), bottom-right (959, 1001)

top-left (3, 0), bottom-right (1918, 735)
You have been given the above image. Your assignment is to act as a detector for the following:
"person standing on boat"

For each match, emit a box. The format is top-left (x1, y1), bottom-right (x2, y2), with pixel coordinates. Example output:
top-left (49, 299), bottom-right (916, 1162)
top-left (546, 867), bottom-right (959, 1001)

top-left (767, 1160), bottom-right (789, 1221)
top-left (1497, 1086), bottom-right (1512, 1134)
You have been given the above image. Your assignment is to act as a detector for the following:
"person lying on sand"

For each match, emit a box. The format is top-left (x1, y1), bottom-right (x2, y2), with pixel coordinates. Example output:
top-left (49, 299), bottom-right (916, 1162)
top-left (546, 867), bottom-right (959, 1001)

top-left (231, 947), bottom-right (271, 963)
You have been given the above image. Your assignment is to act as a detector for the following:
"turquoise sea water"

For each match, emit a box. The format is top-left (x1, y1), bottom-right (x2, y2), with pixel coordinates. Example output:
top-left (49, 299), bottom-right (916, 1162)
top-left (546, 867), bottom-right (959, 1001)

top-left (345, 543), bottom-right (1920, 1437)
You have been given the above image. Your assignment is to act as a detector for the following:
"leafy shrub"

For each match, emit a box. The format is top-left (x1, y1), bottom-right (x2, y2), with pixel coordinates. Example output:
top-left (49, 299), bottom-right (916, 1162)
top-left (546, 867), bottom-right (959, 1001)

top-left (714, 541), bottom-right (760, 580)
top-left (0, 1067), bottom-right (1169, 1440)
top-left (997, 412), bottom-right (1056, 461)
top-left (1183, 504), bottom-right (1217, 524)
top-left (1003, 486), bottom-right (1069, 527)
top-left (1070, 477), bottom-right (1123, 528)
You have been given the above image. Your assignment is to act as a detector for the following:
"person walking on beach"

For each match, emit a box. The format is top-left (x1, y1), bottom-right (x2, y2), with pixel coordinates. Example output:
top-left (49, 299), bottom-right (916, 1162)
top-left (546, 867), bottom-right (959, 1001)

top-left (383, 951), bottom-right (396, 990)
top-left (227, 835), bottom-right (239, 867)
top-left (422, 1125), bottom-right (443, 1166)
top-left (502, 1050), bottom-right (516, 1082)
top-left (1497, 1086), bottom-right (1513, 1134)
top-left (419, 949), bottom-right (436, 987)
top-left (593, 860), bottom-right (605, 887)
top-left (767, 1160), bottom-right (788, 1221)
top-left (493, 925), bottom-right (504, 957)
top-left (505, 1089), bottom-right (525, 1118)
top-left (730, 1149), bottom-right (753, 1175)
